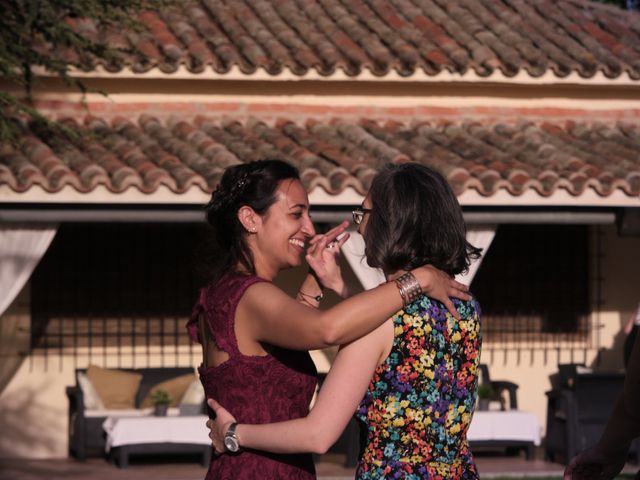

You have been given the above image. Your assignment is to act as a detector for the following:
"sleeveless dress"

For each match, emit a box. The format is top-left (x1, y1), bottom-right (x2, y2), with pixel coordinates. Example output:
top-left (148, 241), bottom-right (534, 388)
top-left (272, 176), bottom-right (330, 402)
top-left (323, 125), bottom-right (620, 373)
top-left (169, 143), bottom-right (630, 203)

top-left (355, 295), bottom-right (482, 480)
top-left (187, 272), bottom-right (317, 480)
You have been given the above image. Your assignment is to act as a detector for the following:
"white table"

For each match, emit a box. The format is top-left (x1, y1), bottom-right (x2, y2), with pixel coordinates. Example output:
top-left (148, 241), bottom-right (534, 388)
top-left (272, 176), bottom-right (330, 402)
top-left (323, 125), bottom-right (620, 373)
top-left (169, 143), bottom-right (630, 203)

top-left (467, 410), bottom-right (541, 460)
top-left (103, 415), bottom-right (211, 467)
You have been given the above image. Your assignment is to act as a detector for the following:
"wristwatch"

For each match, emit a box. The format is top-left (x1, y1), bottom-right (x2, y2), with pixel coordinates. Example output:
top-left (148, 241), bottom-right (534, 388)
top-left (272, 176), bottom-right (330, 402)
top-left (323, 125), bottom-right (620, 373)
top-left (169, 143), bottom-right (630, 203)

top-left (223, 422), bottom-right (240, 453)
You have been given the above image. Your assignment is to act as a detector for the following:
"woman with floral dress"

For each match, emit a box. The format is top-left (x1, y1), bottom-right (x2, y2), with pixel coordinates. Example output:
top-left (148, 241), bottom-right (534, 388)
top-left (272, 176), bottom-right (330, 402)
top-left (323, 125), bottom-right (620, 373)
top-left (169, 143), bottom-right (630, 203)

top-left (208, 163), bottom-right (483, 479)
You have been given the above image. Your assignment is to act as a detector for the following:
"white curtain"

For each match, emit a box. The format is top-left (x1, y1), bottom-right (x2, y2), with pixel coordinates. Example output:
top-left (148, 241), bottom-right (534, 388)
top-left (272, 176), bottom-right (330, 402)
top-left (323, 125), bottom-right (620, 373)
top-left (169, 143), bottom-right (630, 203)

top-left (340, 228), bottom-right (385, 290)
top-left (0, 225), bottom-right (57, 394)
top-left (0, 225), bottom-right (57, 317)
top-left (341, 226), bottom-right (496, 290)
top-left (455, 226), bottom-right (497, 285)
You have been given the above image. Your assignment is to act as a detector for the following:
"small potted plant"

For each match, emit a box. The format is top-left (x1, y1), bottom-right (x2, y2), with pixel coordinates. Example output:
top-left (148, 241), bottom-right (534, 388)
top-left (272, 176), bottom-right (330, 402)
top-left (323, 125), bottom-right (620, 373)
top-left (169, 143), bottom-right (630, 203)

top-left (477, 383), bottom-right (494, 411)
top-left (151, 389), bottom-right (171, 417)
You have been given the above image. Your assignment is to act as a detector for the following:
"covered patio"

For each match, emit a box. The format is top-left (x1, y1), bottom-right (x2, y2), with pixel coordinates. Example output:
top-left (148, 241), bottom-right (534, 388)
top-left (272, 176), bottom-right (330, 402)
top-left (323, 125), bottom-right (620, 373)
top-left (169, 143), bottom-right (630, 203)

top-left (1, 0), bottom-right (640, 473)
top-left (0, 451), bottom-right (567, 480)
top-left (2, 449), bottom-right (640, 480)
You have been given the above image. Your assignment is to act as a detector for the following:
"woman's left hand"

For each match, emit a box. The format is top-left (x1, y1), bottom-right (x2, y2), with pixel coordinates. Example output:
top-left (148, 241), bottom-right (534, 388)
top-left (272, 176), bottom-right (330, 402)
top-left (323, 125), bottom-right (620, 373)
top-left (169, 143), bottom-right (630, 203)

top-left (206, 398), bottom-right (237, 454)
top-left (306, 221), bottom-right (350, 295)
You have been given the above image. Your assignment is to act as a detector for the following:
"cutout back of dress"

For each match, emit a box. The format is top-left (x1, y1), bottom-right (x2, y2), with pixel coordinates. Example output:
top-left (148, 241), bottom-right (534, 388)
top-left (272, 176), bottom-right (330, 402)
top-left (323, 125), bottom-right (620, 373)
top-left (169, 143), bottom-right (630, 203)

top-left (187, 271), bottom-right (317, 480)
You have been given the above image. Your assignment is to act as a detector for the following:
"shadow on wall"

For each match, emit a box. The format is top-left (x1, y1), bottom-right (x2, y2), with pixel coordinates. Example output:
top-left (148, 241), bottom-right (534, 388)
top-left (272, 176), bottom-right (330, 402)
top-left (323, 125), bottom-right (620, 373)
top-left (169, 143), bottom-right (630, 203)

top-left (590, 313), bottom-right (628, 372)
top-left (0, 382), bottom-right (63, 457)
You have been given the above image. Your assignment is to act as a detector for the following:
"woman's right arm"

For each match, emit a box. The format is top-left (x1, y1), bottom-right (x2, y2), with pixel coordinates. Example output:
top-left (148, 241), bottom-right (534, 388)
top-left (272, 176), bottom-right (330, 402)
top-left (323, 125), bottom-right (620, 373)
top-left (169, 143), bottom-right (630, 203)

top-left (241, 265), bottom-right (469, 351)
top-left (208, 320), bottom-right (390, 454)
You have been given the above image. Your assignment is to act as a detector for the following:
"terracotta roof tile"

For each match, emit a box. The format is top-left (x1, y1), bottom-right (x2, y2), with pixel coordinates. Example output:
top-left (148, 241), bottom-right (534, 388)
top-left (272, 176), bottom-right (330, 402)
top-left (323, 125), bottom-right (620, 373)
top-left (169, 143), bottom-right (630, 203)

top-left (2, 115), bottom-right (639, 199)
top-left (47, 0), bottom-right (640, 80)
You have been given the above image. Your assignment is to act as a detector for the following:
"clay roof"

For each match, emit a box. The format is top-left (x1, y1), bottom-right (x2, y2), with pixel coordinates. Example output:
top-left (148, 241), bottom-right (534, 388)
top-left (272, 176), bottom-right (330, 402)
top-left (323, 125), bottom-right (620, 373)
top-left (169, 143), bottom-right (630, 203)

top-left (63, 0), bottom-right (640, 79)
top-left (2, 114), bottom-right (639, 198)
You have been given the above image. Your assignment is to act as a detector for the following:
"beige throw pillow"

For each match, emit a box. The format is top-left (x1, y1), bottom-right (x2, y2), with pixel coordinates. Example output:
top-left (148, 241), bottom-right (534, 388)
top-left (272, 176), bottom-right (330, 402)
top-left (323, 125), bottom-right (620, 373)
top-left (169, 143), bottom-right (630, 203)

top-left (86, 365), bottom-right (142, 409)
top-left (141, 373), bottom-right (196, 408)
top-left (180, 378), bottom-right (205, 405)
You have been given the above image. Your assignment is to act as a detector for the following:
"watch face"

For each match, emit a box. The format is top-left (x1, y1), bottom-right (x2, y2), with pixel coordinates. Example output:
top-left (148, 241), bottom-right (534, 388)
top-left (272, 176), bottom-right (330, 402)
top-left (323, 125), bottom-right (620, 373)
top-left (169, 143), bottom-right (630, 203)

top-left (224, 436), bottom-right (239, 452)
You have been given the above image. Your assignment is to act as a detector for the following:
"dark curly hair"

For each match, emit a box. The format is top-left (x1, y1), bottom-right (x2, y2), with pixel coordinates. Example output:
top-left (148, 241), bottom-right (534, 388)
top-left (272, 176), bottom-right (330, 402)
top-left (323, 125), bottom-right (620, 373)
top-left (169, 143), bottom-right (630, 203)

top-left (363, 163), bottom-right (481, 276)
top-left (204, 160), bottom-right (300, 282)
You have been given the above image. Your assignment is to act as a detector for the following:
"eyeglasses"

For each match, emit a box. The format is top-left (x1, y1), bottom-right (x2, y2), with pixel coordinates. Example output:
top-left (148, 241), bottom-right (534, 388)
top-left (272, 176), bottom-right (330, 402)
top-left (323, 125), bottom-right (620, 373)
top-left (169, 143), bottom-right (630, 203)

top-left (352, 207), bottom-right (372, 225)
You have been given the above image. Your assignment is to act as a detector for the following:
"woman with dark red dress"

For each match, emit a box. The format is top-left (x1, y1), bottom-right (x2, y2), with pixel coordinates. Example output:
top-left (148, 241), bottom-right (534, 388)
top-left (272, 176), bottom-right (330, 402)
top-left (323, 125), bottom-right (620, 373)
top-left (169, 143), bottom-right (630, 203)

top-left (187, 160), bottom-right (470, 479)
top-left (205, 163), bottom-right (483, 479)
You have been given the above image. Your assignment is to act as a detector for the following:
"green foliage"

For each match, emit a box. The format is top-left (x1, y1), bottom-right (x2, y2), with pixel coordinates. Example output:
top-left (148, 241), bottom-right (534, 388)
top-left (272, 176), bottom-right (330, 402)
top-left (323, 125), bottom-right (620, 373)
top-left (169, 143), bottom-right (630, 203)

top-left (0, 0), bottom-right (171, 144)
top-left (150, 389), bottom-right (171, 406)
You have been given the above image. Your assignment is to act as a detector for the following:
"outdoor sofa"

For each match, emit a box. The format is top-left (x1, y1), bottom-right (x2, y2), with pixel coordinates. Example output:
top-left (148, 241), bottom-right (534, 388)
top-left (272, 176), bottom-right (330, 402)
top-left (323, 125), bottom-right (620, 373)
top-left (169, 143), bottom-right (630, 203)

top-left (545, 364), bottom-right (640, 464)
top-left (66, 366), bottom-right (205, 461)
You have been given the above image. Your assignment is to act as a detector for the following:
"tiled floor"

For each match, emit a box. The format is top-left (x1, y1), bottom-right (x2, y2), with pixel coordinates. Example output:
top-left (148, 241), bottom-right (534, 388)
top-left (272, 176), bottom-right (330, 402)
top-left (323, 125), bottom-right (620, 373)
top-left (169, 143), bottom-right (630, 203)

top-left (0, 451), bottom-right (637, 480)
top-left (314, 451), bottom-right (569, 479)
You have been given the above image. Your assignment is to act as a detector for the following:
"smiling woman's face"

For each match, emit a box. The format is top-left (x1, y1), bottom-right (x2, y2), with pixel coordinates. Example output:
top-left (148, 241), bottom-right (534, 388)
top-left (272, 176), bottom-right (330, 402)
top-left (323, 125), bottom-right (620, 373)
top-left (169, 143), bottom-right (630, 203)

top-left (252, 179), bottom-right (316, 277)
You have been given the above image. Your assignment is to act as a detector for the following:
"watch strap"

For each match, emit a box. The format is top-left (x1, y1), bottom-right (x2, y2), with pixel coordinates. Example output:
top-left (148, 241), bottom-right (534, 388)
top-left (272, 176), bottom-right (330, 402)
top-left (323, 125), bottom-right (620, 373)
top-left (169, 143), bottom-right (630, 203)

top-left (224, 422), bottom-right (240, 452)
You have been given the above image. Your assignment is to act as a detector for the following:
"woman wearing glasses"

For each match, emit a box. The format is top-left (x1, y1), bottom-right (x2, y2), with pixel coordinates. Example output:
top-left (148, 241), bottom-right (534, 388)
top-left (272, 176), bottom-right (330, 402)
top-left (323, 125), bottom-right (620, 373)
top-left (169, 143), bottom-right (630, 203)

top-left (207, 162), bottom-right (483, 479)
top-left (351, 206), bottom-right (371, 225)
top-left (188, 160), bottom-right (470, 480)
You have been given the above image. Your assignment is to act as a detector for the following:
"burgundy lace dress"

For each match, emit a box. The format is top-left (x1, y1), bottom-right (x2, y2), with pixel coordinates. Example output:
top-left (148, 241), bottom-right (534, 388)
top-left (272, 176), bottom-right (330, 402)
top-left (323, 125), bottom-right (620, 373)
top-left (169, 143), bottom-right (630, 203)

top-left (187, 272), bottom-right (318, 480)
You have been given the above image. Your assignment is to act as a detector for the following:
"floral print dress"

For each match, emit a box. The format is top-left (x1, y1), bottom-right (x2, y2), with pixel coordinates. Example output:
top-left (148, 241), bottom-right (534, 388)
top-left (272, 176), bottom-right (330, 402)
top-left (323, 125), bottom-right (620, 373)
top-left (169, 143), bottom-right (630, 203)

top-left (355, 295), bottom-right (482, 479)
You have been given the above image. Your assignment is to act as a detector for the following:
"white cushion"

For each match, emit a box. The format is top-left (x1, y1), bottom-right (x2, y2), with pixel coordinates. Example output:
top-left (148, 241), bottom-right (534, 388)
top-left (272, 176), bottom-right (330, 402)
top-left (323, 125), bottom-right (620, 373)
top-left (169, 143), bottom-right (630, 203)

top-left (576, 365), bottom-right (593, 374)
top-left (86, 407), bottom-right (180, 418)
top-left (180, 379), bottom-right (205, 405)
top-left (77, 372), bottom-right (105, 410)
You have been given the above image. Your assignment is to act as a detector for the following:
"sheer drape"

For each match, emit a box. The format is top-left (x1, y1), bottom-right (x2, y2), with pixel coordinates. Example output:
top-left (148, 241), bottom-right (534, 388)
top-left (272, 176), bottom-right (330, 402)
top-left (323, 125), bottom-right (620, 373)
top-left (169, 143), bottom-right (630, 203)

top-left (340, 226), bottom-right (496, 290)
top-left (341, 229), bottom-right (385, 290)
top-left (455, 226), bottom-right (497, 285)
top-left (0, 225), bottom-right (57, 393)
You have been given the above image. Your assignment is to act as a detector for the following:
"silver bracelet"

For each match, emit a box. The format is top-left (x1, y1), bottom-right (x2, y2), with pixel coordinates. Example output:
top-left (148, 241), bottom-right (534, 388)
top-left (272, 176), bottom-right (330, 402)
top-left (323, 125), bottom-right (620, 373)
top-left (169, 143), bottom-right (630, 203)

top-left (395, 272), bottom-right (422, 306)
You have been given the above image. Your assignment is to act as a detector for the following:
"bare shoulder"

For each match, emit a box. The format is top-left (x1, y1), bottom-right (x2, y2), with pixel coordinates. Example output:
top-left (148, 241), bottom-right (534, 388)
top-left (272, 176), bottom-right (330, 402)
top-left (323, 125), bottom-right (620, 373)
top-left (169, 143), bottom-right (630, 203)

top-left (238, 280), bottom-right (295, 315)
top-left (236, 278), bottom-right (320, 347)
